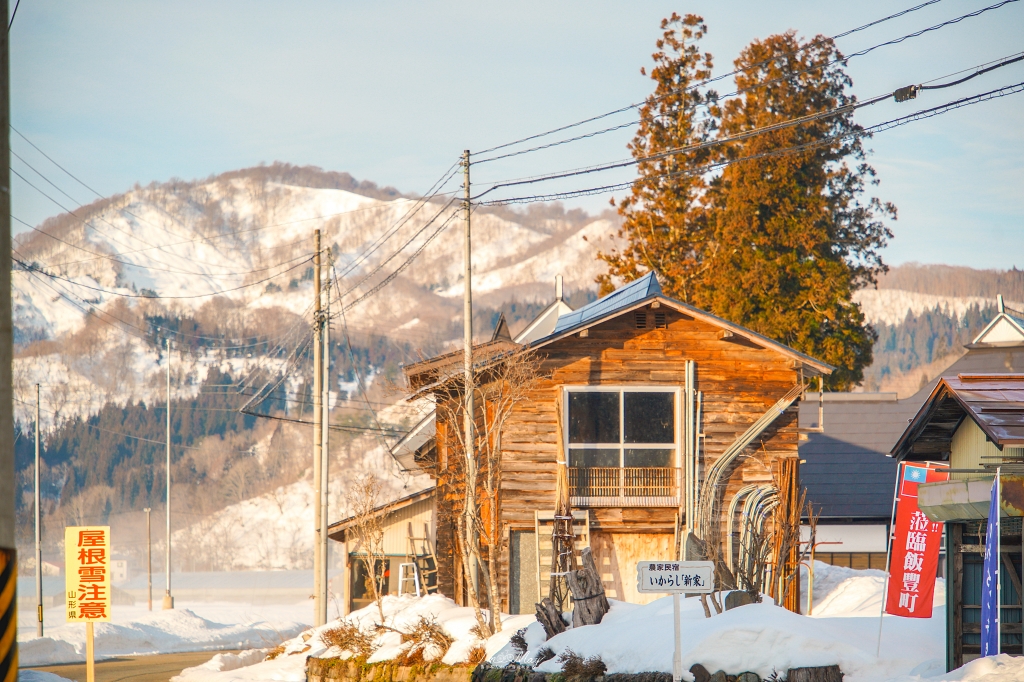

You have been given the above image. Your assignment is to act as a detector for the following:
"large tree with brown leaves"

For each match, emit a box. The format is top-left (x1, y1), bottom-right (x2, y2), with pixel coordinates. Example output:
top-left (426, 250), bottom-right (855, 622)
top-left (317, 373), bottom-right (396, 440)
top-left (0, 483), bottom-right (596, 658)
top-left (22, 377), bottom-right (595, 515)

top-left (597, 13), bottom-right (719, 302)
top-left (601, 22), bottom-right (895, 389)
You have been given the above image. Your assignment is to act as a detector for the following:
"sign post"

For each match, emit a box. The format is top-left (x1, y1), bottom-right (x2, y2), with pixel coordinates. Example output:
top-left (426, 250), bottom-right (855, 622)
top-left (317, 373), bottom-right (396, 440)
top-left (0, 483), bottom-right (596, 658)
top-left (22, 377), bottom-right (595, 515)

top-left (65, 526), bottom-right (112, 682)
top-left (637, 560), bottom-right (715, 682)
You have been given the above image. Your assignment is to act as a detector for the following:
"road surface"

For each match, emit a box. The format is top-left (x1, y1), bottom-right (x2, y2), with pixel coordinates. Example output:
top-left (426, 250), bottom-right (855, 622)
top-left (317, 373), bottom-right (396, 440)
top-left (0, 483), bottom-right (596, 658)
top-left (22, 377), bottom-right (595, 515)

top-left (26, 650), bottom-right (240, 682)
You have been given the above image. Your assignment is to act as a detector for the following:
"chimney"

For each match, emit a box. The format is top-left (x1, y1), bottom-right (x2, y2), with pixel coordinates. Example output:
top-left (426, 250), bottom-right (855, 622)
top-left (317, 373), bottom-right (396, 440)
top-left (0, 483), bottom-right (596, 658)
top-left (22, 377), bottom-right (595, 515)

top-left (555, 275), bottom-right (563, 301)
top-left (998, 294), bottom-right (1005, 313)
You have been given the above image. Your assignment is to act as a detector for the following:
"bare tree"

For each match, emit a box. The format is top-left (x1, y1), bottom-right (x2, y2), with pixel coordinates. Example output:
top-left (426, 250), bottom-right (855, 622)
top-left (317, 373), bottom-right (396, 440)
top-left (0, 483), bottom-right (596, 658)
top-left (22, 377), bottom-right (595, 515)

top-left (434, 347), bottom-right (540, 636)
top-left (345, 474), bottom-right (389, 622)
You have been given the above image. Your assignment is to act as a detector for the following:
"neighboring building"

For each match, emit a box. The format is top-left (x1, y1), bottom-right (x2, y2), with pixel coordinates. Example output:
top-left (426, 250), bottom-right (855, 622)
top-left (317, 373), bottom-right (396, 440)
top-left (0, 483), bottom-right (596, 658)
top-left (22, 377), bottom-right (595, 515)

top-left (327, 487), bottom-right (437, 615)
top-left (892, 373), bottom-right (1024, 669)
top-left (110, 558), bottom-right (129, 585)
top-left (399, 272), bottom-right (832, 613)
top-left (799, 392), bottom-right (914, 569)
top-left (800, 296), bottom-right (1024, 569)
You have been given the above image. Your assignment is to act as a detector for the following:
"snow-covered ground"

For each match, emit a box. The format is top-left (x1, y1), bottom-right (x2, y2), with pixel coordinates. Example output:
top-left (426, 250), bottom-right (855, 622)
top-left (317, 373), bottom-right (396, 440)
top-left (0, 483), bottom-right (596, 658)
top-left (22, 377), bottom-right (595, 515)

top-left (165, 561), bottom-right (1024, 682)
top-left (18, 600), bottom-right (312, 667)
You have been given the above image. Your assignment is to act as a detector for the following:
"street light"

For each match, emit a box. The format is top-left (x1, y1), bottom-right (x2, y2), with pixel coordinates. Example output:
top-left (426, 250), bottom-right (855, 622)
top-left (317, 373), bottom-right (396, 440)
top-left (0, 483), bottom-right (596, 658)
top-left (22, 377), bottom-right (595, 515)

top-left (144, 507), bottom-right (152, 611)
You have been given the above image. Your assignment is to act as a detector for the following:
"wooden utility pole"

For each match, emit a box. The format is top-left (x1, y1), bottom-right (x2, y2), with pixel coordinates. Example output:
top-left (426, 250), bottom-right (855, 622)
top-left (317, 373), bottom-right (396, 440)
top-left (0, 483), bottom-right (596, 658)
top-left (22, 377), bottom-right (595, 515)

top-left (461, 150), bottom-right (478, 597)
top-left (0, 0), bottom-right (16, 676)
top-left (163, 338), bottom-right (173, 609)
top-left (319, 258), bottom-right (330, 625)
top-left (312, 230), bottom-right (324, 626)
top-left (145, 507), bottom-right (152, 610)
top-left (35, 384), bottom-right (42, 636)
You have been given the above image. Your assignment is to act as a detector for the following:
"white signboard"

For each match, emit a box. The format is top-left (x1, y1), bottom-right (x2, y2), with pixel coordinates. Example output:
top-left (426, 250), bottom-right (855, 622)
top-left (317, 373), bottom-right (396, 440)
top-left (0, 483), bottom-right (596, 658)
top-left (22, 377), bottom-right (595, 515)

top-left (636, 560), bottom-right (715, 594)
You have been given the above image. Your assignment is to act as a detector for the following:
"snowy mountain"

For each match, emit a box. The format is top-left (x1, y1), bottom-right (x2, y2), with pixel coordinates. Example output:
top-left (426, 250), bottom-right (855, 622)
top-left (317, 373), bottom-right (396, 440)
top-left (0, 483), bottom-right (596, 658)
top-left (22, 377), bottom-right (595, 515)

top-left (12, 164), bottom-right (620, 430)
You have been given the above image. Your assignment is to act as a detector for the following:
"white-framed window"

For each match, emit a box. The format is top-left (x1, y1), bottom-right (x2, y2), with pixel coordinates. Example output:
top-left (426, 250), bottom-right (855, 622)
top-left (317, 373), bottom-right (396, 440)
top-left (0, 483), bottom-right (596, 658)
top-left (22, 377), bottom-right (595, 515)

top-left (564, 386), bottom-right (680, 469)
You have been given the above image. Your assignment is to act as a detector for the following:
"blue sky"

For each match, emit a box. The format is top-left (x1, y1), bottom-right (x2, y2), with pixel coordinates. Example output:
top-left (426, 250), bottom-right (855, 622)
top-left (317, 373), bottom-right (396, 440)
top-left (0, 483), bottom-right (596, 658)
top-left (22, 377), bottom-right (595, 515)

top-left (10, 0), bottom-right (1024, 269)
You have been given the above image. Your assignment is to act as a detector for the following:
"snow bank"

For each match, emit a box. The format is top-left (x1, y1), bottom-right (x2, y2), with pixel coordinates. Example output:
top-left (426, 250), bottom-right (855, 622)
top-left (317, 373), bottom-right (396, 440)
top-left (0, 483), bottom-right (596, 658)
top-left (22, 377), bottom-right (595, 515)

top-left (18, 608), bottom-right (306, 666)
top-left (18, 671), bottom-right (74, 682)
top-left (174, 594), bottom-right (533, 682)
top-left (171, 565), bottom-right (1024, 682)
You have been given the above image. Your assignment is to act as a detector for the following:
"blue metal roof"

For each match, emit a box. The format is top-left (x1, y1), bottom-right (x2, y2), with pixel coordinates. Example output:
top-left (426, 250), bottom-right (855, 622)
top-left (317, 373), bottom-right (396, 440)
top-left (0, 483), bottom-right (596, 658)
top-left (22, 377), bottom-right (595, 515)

top-left (552, 271), bottom-right (662, 335)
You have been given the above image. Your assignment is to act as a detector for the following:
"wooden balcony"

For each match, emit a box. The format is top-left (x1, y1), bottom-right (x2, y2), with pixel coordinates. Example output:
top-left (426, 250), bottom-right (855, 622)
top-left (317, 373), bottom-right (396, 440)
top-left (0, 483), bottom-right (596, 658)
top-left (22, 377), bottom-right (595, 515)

top-left (568, 467), bottom-right (681, 507)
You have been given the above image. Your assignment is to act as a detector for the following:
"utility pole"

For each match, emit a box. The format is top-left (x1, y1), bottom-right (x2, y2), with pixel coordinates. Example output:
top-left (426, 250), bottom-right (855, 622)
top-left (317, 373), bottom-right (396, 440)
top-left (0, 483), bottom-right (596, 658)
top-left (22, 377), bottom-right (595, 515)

top-left (163, 339), bottom-right (173, 609)
top-left (0, 0), bottom-right (17, 677)
top-left (35, 384), bottom-right (42, 636)
top-left (319, 262), bottom-right (330, 625)
top-left (144, 508), bottom-right (152, 610)
top-left (312, 230), bottom-right (324, 626)
top-left (461, 150), bottom-right (478, 596)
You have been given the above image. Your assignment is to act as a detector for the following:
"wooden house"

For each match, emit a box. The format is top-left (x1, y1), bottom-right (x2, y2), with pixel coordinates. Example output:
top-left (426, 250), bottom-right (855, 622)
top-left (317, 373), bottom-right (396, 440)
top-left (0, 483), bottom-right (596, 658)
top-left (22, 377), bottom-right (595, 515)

top-left (327, 487), bottom-right (437, 615)
top-left (396, 273), bottom-right (832, 613)
top-left (892, 373), bottom-right (1024, 669)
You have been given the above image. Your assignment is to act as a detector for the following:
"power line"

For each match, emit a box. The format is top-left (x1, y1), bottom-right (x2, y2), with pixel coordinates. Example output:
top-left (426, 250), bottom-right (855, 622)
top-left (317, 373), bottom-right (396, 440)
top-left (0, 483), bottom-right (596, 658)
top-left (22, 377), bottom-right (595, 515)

top-left (15, 258), bottom-right (315, 354)
top-left (473, 0), bottom-right (954, 158)
top-left (334, 160), bottom-right (461, 282)
top-left (338, 205), bottom-right (463, 313)
top-left (474, 49), bottom-right (1024, 203)
top-left (9, 161), bottom-right (251, 277)
top-left (473, 0), bottom-right (1017, 166)
top-left (12, 212), bottom-right (314, 280)
top-left (13, 252), bottom-right (314, 300)
top-left (338, 197), bottom-right (458, 300)
top-left (477, 79), bottom-right (1024, 207)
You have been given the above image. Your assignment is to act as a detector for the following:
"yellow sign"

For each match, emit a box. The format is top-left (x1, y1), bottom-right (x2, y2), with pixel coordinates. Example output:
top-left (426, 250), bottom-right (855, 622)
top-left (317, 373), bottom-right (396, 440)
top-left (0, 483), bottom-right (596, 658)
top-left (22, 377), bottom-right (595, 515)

top-left (65, 526), bottom-right (112, 622)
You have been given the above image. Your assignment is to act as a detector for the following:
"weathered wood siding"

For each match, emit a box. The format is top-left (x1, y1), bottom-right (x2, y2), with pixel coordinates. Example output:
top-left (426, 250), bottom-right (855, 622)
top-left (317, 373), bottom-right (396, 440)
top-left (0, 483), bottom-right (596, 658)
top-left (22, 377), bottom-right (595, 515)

top-left (431, 304), bottom-right (804, 610)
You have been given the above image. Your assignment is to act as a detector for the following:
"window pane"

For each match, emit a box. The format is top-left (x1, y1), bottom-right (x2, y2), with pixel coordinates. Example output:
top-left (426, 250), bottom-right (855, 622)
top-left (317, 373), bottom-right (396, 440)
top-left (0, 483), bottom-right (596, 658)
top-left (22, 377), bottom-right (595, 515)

top-left (568, 392), bottom-right (620, 444)
top-left (623, 448), bottom-right (674, 467)
top-left (623, 392), bottom-right (674, 443)
top-left (569, 448), bottom-right (620, 468)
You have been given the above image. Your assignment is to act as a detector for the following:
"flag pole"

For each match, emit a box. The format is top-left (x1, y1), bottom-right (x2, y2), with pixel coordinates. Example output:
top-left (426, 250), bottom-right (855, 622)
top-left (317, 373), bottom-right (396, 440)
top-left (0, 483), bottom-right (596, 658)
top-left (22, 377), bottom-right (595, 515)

top-left (997, 466), bottom-right (1001, 656)
top-left (877, 460), bottom-right (905, 657)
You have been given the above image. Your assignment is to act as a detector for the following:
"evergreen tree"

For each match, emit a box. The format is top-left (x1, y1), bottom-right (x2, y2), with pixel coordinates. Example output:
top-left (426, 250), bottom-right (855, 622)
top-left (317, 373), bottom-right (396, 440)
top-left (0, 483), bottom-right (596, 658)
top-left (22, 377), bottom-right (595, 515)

top-left (602, 20), bottom-right (895, 389)
top-left (699, 32), bottom-right (894, 389)
top-left (597, 13), bottom-right (719, 300)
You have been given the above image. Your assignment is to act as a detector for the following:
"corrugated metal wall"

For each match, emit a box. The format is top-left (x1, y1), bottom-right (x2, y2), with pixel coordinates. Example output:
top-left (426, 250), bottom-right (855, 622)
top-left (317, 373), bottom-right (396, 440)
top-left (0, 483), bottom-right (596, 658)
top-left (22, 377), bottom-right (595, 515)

top-left (950, 420), bottom-right (1024, 479)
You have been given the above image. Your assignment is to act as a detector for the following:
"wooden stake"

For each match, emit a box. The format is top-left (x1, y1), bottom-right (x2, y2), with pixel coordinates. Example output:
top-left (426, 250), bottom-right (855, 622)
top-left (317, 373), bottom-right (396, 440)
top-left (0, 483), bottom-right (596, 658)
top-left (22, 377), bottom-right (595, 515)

top-left (86, 621), bottom-right (95, 682)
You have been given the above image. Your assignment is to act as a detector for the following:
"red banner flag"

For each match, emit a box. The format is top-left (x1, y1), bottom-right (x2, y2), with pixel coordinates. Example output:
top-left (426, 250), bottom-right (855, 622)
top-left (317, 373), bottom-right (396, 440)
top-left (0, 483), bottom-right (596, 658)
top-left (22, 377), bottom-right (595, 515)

top-left (885, 463), bottom-right (949, 618)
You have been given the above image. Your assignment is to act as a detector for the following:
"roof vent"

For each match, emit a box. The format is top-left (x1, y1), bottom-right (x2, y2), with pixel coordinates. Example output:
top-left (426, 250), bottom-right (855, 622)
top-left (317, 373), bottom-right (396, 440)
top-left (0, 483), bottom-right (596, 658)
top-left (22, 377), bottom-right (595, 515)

top-left (635, 311), bottom-right (647, 329)
top-left (654, 312), bottom-right (667, 329)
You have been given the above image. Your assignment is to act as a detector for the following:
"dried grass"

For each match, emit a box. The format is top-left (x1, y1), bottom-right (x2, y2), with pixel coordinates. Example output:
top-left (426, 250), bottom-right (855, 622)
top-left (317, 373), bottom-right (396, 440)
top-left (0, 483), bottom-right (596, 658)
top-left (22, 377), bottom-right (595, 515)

top-left (558, 648), bottom-right (607, 682)
top-left (533, 647), bottom-right (556, 665)
top-left (395, 616), bottom-right (455, 664)
top-left (509, 628), bottom-right (528, 657)
top-left (466, 645), bottom-right (488, 666)
top-left (264, 645), bottom-right (285, 661)
top-left (320, 622), bottom-right (379, 659)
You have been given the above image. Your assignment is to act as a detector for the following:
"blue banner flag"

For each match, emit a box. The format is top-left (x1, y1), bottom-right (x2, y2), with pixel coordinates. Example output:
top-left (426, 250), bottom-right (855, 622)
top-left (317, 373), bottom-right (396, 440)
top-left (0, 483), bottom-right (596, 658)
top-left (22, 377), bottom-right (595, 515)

top-left (981, 474), bottom-right (1001, 657)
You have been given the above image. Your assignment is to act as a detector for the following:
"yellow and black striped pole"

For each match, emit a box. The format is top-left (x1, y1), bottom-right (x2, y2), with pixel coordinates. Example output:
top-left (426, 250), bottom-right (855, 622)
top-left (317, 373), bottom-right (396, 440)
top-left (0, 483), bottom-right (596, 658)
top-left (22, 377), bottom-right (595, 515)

top-left (0, 548), bottom-right (16, 682)
top-left (0, 0), bottom-right (15, 679)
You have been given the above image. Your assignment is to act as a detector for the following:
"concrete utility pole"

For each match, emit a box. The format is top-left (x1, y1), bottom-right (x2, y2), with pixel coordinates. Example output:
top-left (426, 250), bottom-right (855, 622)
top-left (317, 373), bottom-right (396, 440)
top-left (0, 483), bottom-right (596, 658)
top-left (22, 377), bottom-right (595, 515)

top-left (144, 508), bottom-right (152, 610)
top-left (163, 339), bottom-right (173, 609)
top-left (35, 384), bottom-right (42, 636)
top-left (461, 150), bottom-right (478, 596)
top-left (1, 1), bottom-right (16, 675)
top-left (319, 265), bottom-right (330, 625)
top-left (312, 230), bottom-right (324, 626)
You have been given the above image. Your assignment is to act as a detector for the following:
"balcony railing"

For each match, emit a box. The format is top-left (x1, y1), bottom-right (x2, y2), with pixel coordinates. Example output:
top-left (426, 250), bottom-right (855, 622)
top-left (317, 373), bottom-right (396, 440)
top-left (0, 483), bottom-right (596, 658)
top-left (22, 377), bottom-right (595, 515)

top-left (568, 467), bottom-right (681, 507)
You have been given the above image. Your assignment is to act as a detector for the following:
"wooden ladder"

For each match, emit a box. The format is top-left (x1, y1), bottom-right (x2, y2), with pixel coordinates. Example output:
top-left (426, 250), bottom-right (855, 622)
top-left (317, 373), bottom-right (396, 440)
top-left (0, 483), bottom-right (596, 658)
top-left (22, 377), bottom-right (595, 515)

top-left (406, 524), bottom-right (439, 595)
